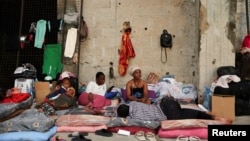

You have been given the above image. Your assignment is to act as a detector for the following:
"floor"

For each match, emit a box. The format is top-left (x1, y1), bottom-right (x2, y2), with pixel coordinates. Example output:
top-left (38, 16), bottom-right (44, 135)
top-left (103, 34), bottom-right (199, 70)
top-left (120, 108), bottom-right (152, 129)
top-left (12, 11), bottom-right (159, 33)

top-left (52, 115), bottom-right (250, 141)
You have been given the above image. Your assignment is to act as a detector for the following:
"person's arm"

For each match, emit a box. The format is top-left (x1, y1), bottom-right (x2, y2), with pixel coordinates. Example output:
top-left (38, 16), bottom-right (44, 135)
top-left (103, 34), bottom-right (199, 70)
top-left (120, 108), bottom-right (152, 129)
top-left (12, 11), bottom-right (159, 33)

top-left (126, 80), bottom-right (137, 101)
top-left (65, 87), bottom-right (75, 98)
top-left (85, 81), bottom-right (95, 102)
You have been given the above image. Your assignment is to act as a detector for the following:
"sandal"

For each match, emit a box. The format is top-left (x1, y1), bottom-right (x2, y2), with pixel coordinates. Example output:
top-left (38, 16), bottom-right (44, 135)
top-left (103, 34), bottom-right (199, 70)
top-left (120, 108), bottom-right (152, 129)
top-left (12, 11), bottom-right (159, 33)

top-left (135, 131), bottom-right (146, 141)
top-left (145, 132), bottom-right (157, 141)
top-left (176, 135), bottom-right (189, 141)
top-left (188, 136), bottom-right (201, 141)
top-left (176, 135), bottom-right (201, 141)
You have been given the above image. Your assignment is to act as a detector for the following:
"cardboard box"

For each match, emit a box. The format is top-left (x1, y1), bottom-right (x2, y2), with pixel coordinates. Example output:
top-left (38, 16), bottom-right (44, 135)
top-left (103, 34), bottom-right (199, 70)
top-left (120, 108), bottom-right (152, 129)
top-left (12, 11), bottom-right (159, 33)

top-left (34, 82), bottom-right (50, 103)
top-left (212, 95), bottom-right (235, 121)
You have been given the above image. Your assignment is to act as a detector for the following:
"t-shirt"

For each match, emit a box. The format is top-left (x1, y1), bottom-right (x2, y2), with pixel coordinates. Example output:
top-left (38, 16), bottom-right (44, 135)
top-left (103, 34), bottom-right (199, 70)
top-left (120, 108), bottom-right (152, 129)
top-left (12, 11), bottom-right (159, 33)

top-left (85, 81), bottom-right (107, 96)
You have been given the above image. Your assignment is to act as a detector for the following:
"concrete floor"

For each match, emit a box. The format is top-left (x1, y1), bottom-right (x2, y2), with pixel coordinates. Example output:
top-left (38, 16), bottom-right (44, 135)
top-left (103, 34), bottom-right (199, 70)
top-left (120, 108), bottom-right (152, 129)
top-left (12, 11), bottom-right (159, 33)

top-left (53, 115), bottom-right (250, 141)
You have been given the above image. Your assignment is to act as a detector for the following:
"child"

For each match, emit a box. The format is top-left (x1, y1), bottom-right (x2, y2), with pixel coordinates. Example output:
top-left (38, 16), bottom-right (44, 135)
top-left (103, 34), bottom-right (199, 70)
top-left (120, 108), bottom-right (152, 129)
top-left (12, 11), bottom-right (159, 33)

top-left (46, 77), bottom-right (74, 100)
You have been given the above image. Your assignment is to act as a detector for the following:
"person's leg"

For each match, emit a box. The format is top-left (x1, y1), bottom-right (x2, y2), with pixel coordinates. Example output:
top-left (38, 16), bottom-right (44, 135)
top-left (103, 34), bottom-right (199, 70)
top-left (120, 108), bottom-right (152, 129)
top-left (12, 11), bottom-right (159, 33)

top-left (160, 96), bottom-right (182, 119)
top-left (180, 108), bottom-right (213, 119)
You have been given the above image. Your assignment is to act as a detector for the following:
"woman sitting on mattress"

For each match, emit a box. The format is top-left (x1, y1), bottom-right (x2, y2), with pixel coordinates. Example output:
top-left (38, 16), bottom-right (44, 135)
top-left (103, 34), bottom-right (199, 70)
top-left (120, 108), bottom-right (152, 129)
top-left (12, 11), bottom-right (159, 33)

top-left (125, 65), bottom-right (151, 104)
top-left (77, 71), bottom-right (111, 111)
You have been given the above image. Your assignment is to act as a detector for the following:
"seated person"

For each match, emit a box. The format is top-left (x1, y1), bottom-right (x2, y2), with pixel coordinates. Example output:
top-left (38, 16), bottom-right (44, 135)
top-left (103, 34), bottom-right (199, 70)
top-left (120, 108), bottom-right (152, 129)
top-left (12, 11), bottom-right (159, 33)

top-left (37, 77), bottom-right (76, 115)
top-left (126, 65), bottom-right (151, 104)
top-left (116, 95), bottom-right (233, 124)
top-left (46, 77), bottom-right (74, 100)
top-left (78, 72), bottom-right (111, 111)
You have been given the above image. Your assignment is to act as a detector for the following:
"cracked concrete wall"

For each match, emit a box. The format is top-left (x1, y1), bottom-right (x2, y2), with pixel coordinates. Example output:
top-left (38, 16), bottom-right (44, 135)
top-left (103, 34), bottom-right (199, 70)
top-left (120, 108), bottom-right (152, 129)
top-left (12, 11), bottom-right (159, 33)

top-left (61, 0), bottom-right (246, 95)
top-left (77, 0), bottom-right (200, 88)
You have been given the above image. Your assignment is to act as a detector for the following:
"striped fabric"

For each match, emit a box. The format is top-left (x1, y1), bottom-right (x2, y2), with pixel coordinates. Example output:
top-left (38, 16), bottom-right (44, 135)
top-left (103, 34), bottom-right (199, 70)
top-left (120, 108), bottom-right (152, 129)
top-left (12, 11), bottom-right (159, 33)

top-left (128, 101), bottom-right (167, 121)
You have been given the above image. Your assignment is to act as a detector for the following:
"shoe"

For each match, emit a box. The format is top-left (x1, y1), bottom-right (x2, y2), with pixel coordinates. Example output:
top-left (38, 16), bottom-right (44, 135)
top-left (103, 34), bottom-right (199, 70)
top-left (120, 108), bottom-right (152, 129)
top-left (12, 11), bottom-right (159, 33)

top-left (176, 135), bottom-right (188, 141)
top-left (176, 135), bottom-right (201, 141)
top-left (188, 136), bottom-right (201, 141)
top-left (135, 131), bottom-right (147, 141)
top-left (95, 129), bottom-right (113, 137)
top-left (68, 131), bottom-right (88, 137)
top-left (145, 132), bottom-right (157, 141)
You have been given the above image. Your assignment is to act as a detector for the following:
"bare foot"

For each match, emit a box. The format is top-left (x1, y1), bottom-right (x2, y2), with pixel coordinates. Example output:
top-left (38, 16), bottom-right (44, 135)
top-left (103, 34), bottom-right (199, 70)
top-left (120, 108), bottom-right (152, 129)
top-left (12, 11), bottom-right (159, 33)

top-left (214, 117), bottom-right (233, 125)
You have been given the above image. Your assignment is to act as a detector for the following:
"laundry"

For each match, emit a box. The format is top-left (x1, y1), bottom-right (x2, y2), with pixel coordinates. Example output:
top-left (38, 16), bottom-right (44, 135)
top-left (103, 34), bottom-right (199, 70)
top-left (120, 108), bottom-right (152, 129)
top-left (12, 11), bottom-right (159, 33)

top-left (64, 27), bottom-right (78, 58)
top-left (34, 19), bottom-right (47, 48)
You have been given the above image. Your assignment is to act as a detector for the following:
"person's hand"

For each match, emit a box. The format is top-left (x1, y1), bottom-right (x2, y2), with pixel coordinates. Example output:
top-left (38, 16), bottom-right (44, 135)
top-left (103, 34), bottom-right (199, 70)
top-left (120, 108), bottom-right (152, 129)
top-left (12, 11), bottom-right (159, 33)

top-left (55, 85), bottom-right (60, 90)
top-left (88, 93), bottom-right (93, 102)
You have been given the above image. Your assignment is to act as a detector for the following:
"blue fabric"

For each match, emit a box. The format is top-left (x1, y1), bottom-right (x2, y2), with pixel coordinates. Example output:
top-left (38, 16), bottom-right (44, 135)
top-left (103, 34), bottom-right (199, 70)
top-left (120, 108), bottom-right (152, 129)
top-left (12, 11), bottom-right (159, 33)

top-left (0, 126), bottom-right (57, 141)
top-left (105, 92), bottom-right (118, 99)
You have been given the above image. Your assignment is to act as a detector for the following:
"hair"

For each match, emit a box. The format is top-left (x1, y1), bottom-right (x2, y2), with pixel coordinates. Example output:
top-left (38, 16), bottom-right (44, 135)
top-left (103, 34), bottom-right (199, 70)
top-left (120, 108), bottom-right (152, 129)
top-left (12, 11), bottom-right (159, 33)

top-left (96, 72), bottom-right (105, 79)
top-left (117, 104), bottom-right (129, 118)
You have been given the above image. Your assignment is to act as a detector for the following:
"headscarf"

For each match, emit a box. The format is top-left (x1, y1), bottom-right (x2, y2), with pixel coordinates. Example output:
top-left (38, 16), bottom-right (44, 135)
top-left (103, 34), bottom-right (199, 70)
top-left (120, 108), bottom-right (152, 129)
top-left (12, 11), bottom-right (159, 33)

top-left (128, 64), bottom-right (141, 76)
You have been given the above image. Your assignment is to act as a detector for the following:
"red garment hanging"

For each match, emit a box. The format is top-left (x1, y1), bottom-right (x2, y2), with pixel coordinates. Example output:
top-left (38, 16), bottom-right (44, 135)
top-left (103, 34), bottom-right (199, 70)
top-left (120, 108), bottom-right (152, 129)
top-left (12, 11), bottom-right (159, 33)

top-left (118, 31), bottom-right (136, 76)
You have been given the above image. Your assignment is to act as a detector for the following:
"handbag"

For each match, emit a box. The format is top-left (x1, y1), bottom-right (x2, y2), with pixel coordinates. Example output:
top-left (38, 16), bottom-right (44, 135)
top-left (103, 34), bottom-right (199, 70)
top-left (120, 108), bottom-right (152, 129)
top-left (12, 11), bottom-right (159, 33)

top-left (64, 12), bottom-right (79, 25)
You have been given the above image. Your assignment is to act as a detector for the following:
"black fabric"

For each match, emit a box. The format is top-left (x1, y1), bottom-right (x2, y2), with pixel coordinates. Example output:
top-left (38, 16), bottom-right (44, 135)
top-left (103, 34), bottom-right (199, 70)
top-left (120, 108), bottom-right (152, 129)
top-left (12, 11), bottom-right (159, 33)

top-left (160, 96), bottom-right (213, 120)
top-left (235, 79), bottom-right (250, 116)
top-left (160, 96), bottom-right (182, 120)
top-left (180, 108), bottom-right (213, 119)
top-left (217, 66), bottom-right (239, 77)
top-left (235, 98), bottom-right (250, 116)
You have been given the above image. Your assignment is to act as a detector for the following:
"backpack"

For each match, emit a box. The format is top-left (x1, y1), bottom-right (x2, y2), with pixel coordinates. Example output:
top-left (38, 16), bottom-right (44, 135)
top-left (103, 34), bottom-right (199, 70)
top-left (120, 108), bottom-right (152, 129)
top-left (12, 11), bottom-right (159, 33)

top-left (79, 16), bottom-right (88, 41)
top-left (160, 29), bottom-right (173, 63)
top-left (13, 63), bottom-right (37, 79)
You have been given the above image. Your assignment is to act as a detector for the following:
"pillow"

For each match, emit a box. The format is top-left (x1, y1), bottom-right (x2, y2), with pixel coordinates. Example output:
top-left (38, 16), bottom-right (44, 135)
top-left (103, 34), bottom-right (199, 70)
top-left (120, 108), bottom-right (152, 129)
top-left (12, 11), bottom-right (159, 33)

top-left (161, 119), bottom-right (228, 130)
top-left (107, 126), bottom-right (157, 135)
top-left (55, 114), bottom-right (111, 126)
top-left (107, 117), bottom-right (160, 129)
top-left (158, 128), bottom-right (208, 139)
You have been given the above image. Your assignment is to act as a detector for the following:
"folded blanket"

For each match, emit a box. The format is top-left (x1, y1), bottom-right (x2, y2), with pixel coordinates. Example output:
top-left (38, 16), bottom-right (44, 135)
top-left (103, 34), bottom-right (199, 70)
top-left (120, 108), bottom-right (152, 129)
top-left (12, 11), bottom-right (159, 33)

top-left (0, 109), bottom-right (55, 133)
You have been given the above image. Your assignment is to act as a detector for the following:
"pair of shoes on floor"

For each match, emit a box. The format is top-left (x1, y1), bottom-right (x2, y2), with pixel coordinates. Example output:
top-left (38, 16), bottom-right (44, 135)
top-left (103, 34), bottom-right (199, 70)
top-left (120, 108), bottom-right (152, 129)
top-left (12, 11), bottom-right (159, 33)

top-left (68, 131), bottom-right (88, 137)
top-left (69, 132), bottom-right (91, 141)
top-left (176, 135), bottom-right (201, 141)
top-left (71, 135), bottom-right (91, 141)
top-left (135, 131), bottom-right (157, 141)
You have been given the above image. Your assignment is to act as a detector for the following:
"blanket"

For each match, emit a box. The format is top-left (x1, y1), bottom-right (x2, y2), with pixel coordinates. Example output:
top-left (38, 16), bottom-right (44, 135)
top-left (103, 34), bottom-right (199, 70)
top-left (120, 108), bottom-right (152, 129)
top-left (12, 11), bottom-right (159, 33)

top-left (0, 109), bottom-right (55, 133)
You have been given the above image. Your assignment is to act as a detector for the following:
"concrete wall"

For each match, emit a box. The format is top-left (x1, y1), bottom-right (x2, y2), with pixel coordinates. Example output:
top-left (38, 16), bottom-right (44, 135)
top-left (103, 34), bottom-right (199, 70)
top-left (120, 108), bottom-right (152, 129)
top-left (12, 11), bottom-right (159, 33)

top-left (60, 0), bottom-right (247, 96)
top-left (78, 0), bottom-right (200, 88)
top-left (199, 0), bottom-right (236, 92)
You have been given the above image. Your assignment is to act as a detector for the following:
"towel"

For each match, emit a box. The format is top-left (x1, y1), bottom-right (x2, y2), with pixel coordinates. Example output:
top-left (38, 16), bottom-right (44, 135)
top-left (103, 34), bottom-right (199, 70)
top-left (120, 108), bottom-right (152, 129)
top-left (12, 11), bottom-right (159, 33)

top-left (64, 28), bottom-right (77, 58)
top-left (34, 20), bottom-right (47, 48)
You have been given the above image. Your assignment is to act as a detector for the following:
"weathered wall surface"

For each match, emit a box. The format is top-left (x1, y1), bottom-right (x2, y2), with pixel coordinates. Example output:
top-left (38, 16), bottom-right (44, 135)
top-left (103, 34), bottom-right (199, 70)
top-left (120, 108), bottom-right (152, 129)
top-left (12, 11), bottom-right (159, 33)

top-left (199, 0), bottom-right (236, 91)
top-left (61, 0), bottom-right (247, 95)
top-left (78, 0), bottom-right (200, 88)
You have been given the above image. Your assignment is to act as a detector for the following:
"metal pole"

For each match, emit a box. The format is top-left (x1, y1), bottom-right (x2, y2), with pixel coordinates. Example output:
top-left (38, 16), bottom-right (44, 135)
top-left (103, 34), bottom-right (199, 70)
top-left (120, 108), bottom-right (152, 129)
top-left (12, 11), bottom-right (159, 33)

top-left (246, 0), bottom-right (249, 34)
top-left (16, 0), bottom-right (24, 67)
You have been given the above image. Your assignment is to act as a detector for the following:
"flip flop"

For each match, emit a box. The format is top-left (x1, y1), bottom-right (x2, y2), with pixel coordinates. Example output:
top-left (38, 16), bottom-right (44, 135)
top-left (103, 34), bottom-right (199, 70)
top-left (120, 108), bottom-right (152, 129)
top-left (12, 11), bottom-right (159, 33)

top-left (135, 131), bottom-right (146, 141)
top-left (176, 135), bottom-right (189, 141)
top-left (188, 136), bottom-right (201, 141)
top-left (145, 132), bottom-right (157, 141)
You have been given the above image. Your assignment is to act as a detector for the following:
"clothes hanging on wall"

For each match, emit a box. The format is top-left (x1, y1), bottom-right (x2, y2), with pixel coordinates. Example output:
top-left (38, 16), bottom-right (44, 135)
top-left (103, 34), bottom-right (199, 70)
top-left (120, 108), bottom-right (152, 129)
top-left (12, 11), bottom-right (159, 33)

top-left (64, 27), bottom-right (77, 58)
top-left (34, 19), bottom-right (47, 48)
top-left (118, 30), bottom-right (136, 76)
top-left (42, 44), bottom-right (63, 79)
